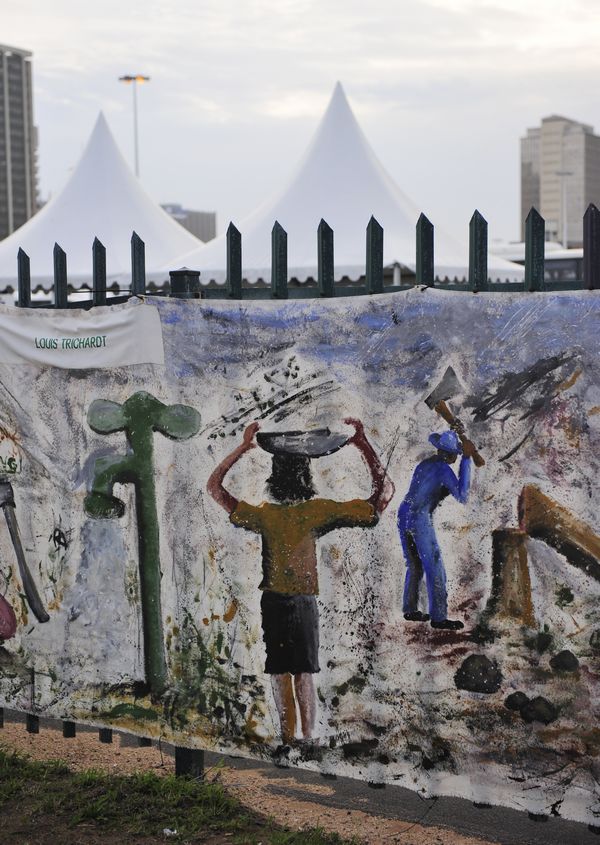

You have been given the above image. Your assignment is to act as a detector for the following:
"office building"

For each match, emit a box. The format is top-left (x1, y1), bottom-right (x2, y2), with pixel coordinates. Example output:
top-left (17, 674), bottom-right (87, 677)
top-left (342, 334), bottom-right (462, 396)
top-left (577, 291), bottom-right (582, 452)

top-left (0, 44), bottom-right (38, 240)
top-left (521, 116), bottom-right (600, 247)
top-left (161, 204), bottom-right (216, 242)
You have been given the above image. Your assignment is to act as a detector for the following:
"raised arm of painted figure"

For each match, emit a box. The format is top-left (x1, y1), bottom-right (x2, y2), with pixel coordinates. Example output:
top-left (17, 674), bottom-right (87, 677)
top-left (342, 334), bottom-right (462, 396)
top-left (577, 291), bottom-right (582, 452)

top-left (441, 455), bottom-right (472, 504)
top-left (343, 417), bottom-right (395, 513)
top-left (207, 422), bottom-right (260, 515)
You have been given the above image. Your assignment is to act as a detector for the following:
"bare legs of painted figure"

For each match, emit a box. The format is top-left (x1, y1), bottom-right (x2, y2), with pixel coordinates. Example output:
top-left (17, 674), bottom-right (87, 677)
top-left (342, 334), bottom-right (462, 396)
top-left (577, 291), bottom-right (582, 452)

top-left (271, 673), bottom-right (317, 744)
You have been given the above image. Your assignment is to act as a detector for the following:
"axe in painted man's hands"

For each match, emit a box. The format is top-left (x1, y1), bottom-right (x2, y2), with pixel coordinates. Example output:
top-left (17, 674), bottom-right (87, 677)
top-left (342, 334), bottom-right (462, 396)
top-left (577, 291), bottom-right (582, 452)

top-left (425, 367), bottom-right (485, 468)
top-left (0, 478), bottom-right (49, 623)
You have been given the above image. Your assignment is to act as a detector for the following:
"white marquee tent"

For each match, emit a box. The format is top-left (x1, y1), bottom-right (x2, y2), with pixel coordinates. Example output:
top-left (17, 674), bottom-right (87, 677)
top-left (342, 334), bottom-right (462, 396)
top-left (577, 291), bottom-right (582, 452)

top-left (162, 83), bottom-right (523, 284)
top-left (0, 113), bottom-right (201, 288)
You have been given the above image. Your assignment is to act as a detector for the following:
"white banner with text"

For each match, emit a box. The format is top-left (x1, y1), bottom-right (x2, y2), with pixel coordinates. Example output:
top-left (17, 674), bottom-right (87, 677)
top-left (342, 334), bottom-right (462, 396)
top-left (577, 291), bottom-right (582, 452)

top-left (0, 300), bottom-right (164, 367)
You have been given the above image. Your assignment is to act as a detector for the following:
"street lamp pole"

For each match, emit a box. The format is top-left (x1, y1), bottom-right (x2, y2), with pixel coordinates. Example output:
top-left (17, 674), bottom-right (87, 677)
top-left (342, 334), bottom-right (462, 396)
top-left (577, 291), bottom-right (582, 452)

top-left (119, 74), bottom-right (150, 178)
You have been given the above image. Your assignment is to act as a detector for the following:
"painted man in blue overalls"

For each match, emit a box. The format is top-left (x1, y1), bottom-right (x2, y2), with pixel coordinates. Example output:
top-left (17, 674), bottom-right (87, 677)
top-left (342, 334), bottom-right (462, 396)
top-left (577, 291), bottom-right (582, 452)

top-left (398, 430), bottom-right (474, 631)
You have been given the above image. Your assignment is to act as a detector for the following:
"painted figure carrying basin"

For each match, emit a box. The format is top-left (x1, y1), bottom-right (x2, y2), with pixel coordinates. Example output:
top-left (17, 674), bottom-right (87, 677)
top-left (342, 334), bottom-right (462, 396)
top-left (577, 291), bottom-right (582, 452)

top-left (208, 419), bottom-right (394, 747)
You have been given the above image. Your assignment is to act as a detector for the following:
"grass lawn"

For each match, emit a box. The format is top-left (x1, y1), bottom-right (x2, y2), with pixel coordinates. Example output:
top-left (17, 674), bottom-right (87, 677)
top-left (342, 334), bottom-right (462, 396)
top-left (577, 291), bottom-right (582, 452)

top-left (0, 749), bottom-right (357, 845)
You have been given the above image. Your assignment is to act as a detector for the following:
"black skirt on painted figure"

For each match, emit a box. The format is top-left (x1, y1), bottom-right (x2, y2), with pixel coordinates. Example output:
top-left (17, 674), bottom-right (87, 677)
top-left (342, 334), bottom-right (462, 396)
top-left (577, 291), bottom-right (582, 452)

top-left (260, 590), bottom-right (320, 674)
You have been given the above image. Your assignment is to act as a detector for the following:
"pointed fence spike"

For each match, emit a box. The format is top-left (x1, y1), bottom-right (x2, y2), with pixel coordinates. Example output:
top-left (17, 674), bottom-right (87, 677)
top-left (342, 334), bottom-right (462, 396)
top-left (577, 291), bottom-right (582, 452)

top-left (131, 232), bottom-right (146, 296)
top-left (416, 213), bottom-right (434, 286)
top-left (318, 219), bottom-right (334, 297)
top-left (53, 243), bottom-right (68, 308)
top-left (92, 237), bottom-right (107, 306)
top-left (583, 203), bottom-right (600, 290)
top-left (366, 216), bottom-right (384, 294)
top-left (17, 248), bottom-right (31, 308)
top-left (524, 207), bottom-right (545, 292)
top-left (468, 210), bottom-right (488, 292)
top-left (226, 222), bottom-right (242, 299)
top-left (271, 221), bottom-right (288, 299)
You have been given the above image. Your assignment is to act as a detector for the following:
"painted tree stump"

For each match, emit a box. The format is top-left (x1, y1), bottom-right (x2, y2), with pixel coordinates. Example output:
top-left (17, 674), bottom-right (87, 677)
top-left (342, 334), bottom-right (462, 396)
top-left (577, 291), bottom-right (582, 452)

top-left (485, 528), bottom-right (536, 628)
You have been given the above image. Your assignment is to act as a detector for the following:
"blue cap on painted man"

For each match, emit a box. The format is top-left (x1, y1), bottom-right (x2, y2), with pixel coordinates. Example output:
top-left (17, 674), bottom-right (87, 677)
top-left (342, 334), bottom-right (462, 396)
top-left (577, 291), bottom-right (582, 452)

top-left (428, 430), bottom-right (463, 455)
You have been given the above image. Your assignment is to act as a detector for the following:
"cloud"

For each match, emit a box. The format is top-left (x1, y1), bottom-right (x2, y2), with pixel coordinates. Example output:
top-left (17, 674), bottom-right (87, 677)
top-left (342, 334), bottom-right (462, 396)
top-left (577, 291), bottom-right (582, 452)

top-left (258, 90), bottom-right (330, 119)
top-left (5, 0), bottom-right (600, 244)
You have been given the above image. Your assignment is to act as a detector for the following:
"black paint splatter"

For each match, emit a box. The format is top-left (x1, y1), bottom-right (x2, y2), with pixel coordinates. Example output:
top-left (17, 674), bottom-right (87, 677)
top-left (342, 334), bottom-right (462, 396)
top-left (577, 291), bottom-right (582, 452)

top-left (468, 352), bottom-right (578, 422)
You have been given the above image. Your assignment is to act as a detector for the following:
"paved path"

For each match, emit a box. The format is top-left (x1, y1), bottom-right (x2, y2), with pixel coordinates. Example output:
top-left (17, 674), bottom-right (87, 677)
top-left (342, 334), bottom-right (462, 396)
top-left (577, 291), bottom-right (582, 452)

top-left (201, 748), bottom-right (600, 845)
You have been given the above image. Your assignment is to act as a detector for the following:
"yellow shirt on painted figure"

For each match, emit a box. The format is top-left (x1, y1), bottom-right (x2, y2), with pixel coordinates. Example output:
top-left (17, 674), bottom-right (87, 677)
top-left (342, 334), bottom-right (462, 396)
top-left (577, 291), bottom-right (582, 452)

top-left (230, 498), bottom-right (377, 596)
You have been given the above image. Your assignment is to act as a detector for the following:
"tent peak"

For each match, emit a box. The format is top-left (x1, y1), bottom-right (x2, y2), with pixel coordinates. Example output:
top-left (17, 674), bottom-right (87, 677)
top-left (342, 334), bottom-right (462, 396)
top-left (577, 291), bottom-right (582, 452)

top-left (86, 111), bottom-right (121, 155)
top-left (0, 103), bottom-right (201, 285)
top-left (93, 111), bottom-right (109, 130)
top-left (330, 81), bottom-right (349, 107)
top-left (319, 81), bottom-right (358, 132)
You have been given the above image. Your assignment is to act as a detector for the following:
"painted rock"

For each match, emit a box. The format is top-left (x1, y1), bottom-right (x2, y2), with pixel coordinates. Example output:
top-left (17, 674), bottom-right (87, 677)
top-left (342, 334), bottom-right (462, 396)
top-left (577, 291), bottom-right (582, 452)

top-left (454, 654), bottom-right (503, 694)
top-left (549, 650), bottom-right (579, 672)
top-left (0, 594), bottom-right (17, 640)
top-left (520, 696), bottom-right (559, 725)
top-left (505, 691), bottom-right (529, 711)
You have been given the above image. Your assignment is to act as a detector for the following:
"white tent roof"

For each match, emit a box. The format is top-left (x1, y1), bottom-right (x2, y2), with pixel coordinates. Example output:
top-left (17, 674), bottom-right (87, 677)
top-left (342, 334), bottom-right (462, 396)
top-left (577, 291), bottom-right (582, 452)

top-left (0, 113), bottom-right (201, 288)
top-left (162, 83), bottom-right (522, 284)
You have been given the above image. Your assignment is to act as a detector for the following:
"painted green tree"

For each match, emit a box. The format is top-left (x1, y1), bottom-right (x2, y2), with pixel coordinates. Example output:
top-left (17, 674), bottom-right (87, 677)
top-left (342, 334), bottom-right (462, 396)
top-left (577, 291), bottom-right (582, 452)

top-left (84, 391), bottom-right (200, 697)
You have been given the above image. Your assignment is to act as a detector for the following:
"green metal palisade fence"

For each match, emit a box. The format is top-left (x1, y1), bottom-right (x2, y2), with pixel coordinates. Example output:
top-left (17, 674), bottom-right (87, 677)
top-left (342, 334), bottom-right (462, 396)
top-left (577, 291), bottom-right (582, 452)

top-left (14, 204), bottom-right (600, 309)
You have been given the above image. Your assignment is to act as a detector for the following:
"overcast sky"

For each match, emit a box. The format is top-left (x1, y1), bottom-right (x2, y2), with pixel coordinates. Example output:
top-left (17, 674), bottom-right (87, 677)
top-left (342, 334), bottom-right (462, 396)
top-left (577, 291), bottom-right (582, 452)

top-left (5, 0), bottom-right (600, 244)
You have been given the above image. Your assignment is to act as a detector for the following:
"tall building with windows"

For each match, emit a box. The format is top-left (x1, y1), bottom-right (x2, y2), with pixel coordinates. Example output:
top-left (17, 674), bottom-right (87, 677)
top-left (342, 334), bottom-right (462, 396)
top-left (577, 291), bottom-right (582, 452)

top-left (520, 116), bottom-right (600, 247)
top-left (0, 44), bottom-right (38, 240)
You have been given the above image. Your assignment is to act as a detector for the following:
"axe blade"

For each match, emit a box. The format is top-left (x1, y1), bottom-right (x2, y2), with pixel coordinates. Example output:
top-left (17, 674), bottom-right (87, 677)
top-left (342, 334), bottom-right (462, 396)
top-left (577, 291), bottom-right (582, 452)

top-left (425, 366), bottom-right (463, 409)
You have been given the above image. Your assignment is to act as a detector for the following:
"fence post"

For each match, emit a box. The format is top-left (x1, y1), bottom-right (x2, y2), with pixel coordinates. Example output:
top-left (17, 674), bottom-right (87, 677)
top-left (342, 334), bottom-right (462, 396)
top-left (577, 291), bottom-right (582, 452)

top-left (53, 243), bottom-right (68, 308)
top-left (131, 232), bottom-right (146, 296)
top-left (468, 210), bottom-right (488, 292)
top-left (26, 713), bottom-right (39, 734)
top-left (416, 213), bottom-right (434, 286)
top-left (62, 721), bottom-right (76, 738)
top-left (271, 221), bottom-right (288, 299)
top-left (366, 216), bottom-right (384, 294)
top-left (0, 707), bottom-right (3, 728)
top-left (138, 736), bottom-right (152, 747)
top-left (583, 203), bottom-right (600, 290)
top-left (17, 248), bottom-right (31, 308)
top-left (170, 268), bottom-right (200, 298)
top-left (92, 238), bottom-right (107, 306)
top-left (226, 222), bottom-right (242, 299)
top-left (318, 219), bottom-right (334, 297)
top-left (99, 728), bottom-right (113, 744)
top-left (175, 746), bottom-right (204, 778)
top-left (524, 207), bottom-right (545, 292)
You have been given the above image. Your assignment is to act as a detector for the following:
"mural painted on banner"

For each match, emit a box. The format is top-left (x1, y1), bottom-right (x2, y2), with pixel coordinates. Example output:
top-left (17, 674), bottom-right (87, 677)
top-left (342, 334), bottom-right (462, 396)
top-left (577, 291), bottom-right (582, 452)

top-left (1, 290), bottom-right (600, 823)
